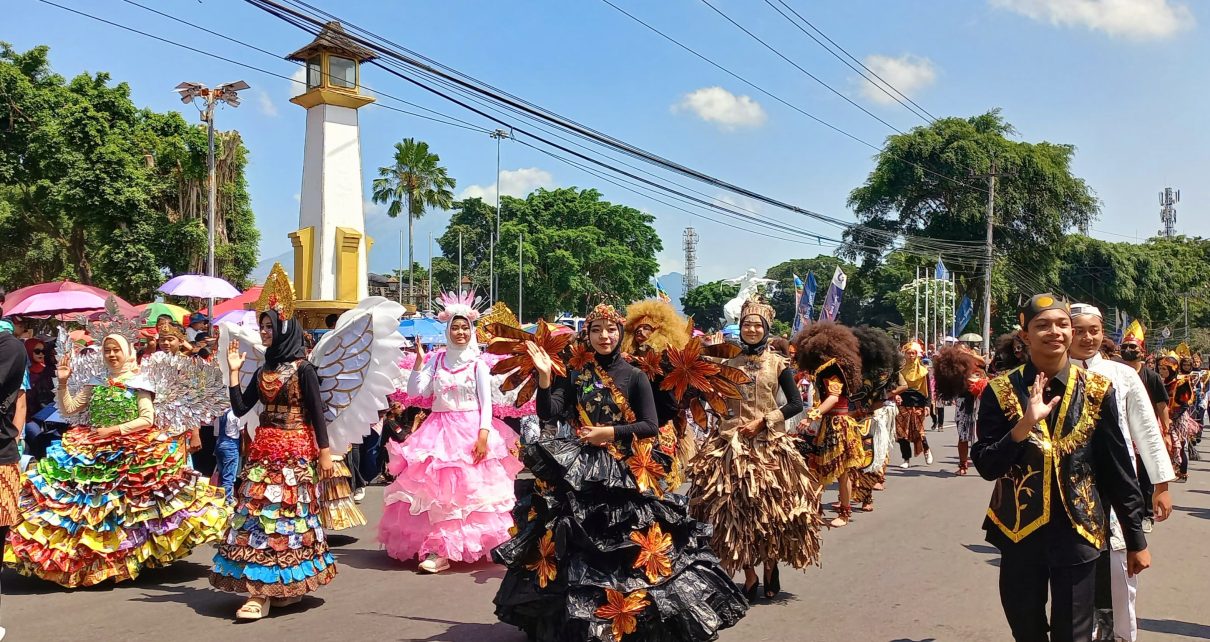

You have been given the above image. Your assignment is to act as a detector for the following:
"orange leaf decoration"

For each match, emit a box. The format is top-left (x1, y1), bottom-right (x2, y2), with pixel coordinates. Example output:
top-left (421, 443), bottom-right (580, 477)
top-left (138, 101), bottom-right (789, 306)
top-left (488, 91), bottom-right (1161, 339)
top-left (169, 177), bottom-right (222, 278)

top-left (627, 439), bottom-right (666, 496)
top-left (485, 320), bottom-right (574, 406)
top-left (702, 342), bottom-right (742, 360)
top-left (568, 342), bottom-right (594, 371)
top-left (661, 340), bottom-right (720, 402)
top-left (630, 522), bottom-right (674, 583)
top-left (525, 530), bottom-right (558, 589)
top-left (634, 349), bottom-right (665, 380)
top-left (594, 588), bottom-right (651, 641)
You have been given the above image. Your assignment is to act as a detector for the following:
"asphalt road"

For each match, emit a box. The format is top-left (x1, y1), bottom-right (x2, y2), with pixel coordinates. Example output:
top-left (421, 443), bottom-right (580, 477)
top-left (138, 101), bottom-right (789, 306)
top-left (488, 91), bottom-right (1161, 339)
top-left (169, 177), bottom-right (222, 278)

top-left (5, 420), bottom-right (1210, 641)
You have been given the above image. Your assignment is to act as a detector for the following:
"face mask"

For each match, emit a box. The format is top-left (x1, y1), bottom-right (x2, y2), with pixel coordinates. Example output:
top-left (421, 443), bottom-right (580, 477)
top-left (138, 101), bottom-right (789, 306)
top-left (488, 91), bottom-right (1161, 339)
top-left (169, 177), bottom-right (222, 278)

top-left (1121, 347), bottom-right (1141, 361)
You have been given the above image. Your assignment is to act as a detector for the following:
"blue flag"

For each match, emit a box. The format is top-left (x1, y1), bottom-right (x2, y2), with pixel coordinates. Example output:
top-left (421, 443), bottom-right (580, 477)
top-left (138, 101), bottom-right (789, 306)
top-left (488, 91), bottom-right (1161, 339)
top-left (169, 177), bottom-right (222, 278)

top-left (935, 258), bottom-right (949, 281)
top-left (953, 293), bottom-right (974, 336)
top-left (793, 271), bottom-right (818, 333)
top-left (819, 267), bottom-right (847, 323)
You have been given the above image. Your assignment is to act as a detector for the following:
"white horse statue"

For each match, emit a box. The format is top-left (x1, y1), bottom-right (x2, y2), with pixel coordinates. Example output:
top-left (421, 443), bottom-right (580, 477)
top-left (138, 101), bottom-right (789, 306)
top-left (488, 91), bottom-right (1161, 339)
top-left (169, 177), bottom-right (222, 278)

top-left (723, 268), bottom-right (777, 325)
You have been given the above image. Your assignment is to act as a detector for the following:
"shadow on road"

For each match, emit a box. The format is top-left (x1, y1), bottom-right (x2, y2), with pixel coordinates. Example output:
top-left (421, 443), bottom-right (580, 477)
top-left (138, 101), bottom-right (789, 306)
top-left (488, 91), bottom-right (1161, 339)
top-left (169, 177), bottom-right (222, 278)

top-left (366, 614), bottom-right (526, 641)
top-left (1171, 504), bottom-right (1210, 520)
top-left (961, 543), bottom-right (1001, 567)
top-left (326, 533), bottom-right (361, 548)
top-left (0, 559), bottom-right (212, 595)
top-left (129, 581), bottom-right (328, 620)
top-left (1138, 617), bottom-right (1210, 638)
top-left (331, 545), bottom-right (403, 571)
top-left (888, 467), bottom-right (955, 480)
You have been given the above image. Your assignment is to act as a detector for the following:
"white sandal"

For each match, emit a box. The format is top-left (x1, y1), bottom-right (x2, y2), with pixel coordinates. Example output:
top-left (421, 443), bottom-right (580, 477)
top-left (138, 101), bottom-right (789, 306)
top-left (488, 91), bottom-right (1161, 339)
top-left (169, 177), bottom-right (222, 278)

top-left (236, 598), bottom-right (270, 621)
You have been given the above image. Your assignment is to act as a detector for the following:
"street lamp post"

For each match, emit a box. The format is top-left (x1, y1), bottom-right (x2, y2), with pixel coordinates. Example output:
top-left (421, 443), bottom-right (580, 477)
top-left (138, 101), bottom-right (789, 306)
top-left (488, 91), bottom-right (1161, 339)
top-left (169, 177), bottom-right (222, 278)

top-left (174, 80), bottom-right (249, 326)
top-left (488, 129), bottom-right (510, 302)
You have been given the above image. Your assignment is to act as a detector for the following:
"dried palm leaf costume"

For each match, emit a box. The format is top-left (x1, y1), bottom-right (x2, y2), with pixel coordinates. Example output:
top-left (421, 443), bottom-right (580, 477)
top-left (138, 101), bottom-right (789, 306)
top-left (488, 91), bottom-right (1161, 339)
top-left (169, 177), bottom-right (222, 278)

top-left (623, 298), bottom-right (695, 484)
top-left (686, 298), bottom-right (822, 573)
top-left (896, 340), bottom-right (932, 462)
top-left (490, 303), bottom-right (746, 642)
top-left (848, 326), bottom-right (902, 508)
top-left (794, 323), bottom-right (866, 490)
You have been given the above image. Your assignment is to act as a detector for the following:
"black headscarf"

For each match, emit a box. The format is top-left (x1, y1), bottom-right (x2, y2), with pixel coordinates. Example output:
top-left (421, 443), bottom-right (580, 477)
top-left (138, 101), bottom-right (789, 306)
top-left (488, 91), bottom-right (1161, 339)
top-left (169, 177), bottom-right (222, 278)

top-left (262, 310), bottom-right (305, 369)
top-left (739, 314), bottom-right (769, 355)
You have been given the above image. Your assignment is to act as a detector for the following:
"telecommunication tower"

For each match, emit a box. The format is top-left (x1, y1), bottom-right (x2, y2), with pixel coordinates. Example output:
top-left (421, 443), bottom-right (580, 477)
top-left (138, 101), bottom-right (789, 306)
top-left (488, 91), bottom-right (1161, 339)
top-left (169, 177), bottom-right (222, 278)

top-left (1159, 187), bottom-right (1180, 238)
top-left (682, 228), bottom-right (700, 294)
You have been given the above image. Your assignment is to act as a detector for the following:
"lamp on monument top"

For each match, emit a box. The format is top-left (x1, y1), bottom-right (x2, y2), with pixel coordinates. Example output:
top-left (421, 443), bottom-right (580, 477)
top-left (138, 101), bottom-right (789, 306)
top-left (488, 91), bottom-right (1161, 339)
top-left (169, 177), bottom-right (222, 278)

top-left (285, 22), bottom-right (378, 328)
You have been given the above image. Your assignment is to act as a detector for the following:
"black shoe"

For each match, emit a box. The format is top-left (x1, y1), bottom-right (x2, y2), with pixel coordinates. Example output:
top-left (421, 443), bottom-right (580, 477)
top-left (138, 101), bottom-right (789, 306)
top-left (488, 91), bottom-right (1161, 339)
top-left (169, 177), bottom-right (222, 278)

top-left (742, 579), bottom-right (760, 602)
top-left (764, 566), bottom-right (781, 599)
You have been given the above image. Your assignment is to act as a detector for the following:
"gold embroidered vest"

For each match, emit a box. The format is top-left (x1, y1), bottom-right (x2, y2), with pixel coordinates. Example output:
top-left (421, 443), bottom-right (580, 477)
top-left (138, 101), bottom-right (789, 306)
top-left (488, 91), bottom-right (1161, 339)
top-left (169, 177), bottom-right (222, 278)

top-left (985, 364), bottom-right (1112, 549)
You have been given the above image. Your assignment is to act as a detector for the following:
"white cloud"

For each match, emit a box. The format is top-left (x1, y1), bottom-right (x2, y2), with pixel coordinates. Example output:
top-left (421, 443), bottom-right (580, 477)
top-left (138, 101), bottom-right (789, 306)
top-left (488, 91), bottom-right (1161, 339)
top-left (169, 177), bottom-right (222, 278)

top-left (289, 66), bottom-right (307, 98)
top-left (716, 193), bottom-right (763, 215)
top-left (991, 0), bottom-right (1194, 40)
top-left (458, 167), bottom-right (555, 202)
top-left (859, 55), bottom-right (937, 106)
top-left (364, 198), bottom-right (387, 220)
top-left (672, 87), bottom-right (767, 131)
top-left (256, 90), bottom-right (278, 117)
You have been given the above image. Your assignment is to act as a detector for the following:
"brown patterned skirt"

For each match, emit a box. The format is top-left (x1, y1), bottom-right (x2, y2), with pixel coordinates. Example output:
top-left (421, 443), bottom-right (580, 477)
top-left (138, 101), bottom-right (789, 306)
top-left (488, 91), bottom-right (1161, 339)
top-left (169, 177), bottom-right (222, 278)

top-left (0, 463), bottom-right (22, 527)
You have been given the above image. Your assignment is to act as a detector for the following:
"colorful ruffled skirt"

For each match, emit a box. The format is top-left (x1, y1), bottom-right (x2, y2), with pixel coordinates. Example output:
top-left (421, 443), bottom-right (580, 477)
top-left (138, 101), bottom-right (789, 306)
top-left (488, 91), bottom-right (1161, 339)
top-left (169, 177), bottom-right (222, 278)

top-left (804, 414), bottom-right (866, 486)
top-left (5, 426), bottom-right (228, 587)
top-left (378, 410), bottom-right (522, 563)
top-left (210, 426), bottom-right (336, 597)
top-left (317, 454), bottom-right (367, 531)
top-left (687, 424), bottom-right (821, 573)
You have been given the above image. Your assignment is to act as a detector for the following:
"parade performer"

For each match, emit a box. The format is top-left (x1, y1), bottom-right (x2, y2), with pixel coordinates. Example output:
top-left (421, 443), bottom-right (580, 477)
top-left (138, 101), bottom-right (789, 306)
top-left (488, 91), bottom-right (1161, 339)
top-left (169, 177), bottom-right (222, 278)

top-left (1068, 303), bottom-right (1174, 642)
top-left (622, 298), bottom-right (695, 480)
top-left (933, 346), bottom-right (988, 476)
top-left (849, 325), bottom-right (901, 509)
top-left (212, 264), bottom-right (405, 620)
top-left (891, 340), bottom-right (934, 467)
top-left (378, 291), bottom-right (522, 573)
top-left (491, 303), bottom-right (747, 641)
top-left (972, 294), bottom-right (1149, 642)
top-left (687, 297), bottom-right (820, 600)
top-left (1158, 349), bottom-right (1196, 481)
top-left (992, 333), bottom-right (1028, 375)
top-left (794, 321), bottom-right (865, 527)
top-left (6, 321), bottom-right (229, 587)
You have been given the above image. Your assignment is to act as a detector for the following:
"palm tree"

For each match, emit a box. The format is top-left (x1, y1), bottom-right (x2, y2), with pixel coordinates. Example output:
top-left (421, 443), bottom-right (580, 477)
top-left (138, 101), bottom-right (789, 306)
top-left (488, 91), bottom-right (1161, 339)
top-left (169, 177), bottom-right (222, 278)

top-left (371, 138), bottom-right (456, 307)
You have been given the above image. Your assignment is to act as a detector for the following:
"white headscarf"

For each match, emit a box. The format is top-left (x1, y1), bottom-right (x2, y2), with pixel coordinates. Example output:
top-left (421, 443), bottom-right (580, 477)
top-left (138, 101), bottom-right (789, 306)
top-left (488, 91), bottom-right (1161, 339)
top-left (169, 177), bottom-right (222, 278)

top-left (442, 315), bottom-right (481, 370)
top-left (101, 333), bottom-right (138, 377)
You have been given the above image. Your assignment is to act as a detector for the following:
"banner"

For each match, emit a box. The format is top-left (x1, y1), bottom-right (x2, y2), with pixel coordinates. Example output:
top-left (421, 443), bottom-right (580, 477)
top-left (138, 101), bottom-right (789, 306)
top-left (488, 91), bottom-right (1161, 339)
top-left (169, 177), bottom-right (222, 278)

top-left (952, 292), bottom-right (974, 336)
top-left (655, 280), bottom-right (670, 303)
top-left (819, 267), bottom-right (847, 323)
top-left (793, 272), bottom-right (818, 333)
top-left (935, 258), bottom-right (949, 281)
top-left (793, 274), bottom-right (804, 307)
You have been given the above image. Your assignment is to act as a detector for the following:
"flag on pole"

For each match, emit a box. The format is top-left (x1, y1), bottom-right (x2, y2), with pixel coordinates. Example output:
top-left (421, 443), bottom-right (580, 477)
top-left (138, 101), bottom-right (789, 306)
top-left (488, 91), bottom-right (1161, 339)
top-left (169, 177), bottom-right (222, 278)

top-left (793, 274), bottom-right (804, 307)
top-left (793, 272), bottom-right (818, 333)
top-left (655, 280), bottom-right (671, 303)
top-left (819, 267), bottom-right (847, 323)
top-left (935, 258), bottom-right (949, 281)
top-left (953, 292), bottom-right (975, 336)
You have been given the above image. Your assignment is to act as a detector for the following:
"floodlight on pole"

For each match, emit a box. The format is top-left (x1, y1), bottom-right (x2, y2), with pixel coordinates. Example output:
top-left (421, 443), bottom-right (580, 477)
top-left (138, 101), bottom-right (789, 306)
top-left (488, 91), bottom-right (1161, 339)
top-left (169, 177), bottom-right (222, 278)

top-left (174, 79), bottom-right (249, 327)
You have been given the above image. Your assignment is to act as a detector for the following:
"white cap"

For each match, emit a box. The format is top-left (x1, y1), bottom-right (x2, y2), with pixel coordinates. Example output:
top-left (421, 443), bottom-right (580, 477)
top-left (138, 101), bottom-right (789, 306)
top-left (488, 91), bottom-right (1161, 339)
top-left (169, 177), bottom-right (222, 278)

top-left (1070, 303), bottom-right (1102, 319)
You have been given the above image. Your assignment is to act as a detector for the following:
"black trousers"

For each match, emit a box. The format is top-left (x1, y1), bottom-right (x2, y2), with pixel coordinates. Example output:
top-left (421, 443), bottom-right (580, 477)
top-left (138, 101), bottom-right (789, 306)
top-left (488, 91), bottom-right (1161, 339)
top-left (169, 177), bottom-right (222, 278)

top-left (898, 435), bottom-right (930, 461)
top-left (1136, 453), bottom-right (1154, 520)
top-left (998, 556), bottom-right (1096, 642)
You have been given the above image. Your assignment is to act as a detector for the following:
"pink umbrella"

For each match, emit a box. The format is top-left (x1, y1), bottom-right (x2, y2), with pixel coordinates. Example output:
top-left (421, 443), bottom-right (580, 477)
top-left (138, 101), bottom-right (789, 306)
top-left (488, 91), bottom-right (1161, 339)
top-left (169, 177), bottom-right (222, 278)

top-left (4, 281), bottom-right (136, 317)
top-left (212, 285), bottom-right (262, 317)
top-left (159, 274), bottom-right (241, 300)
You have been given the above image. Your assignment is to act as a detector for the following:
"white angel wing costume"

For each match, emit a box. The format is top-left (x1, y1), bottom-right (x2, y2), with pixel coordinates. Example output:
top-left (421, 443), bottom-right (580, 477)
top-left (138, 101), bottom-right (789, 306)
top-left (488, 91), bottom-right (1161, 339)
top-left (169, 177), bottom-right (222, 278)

top-left (217, 321), bottom-right (266, 427)
top-left (310, 297), bottom-right (406, 454)
top-left (135, 352), bottom-right (230, 437)
top-left (55, 327), bottom-right (107, 426)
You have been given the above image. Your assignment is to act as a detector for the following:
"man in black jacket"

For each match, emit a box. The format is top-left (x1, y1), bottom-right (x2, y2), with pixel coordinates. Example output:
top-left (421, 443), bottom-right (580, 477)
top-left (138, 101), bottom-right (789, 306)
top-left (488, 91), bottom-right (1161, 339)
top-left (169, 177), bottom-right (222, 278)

top-left (0, 291), bottom-right (31, 641)
top-left (972, 294), bottom-right (1150, 642)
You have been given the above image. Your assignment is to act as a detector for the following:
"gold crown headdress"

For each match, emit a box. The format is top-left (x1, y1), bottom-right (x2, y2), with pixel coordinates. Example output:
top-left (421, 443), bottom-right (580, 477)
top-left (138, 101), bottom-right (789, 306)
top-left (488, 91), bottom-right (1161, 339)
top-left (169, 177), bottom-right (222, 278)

top-left (255, 263), bottom-right (295, 321)
top-left (739, 297), bottom-right (774, 326)
top-left (1176, 342), bottom-right (1192, 360)
top-left (1121, 320), bottom-right (1145, 344)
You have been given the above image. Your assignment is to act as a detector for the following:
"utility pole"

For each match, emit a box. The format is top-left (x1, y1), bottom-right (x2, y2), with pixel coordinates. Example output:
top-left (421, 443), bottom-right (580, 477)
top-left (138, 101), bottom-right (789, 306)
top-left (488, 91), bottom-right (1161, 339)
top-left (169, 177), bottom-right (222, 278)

top-left (971, 159), bottom-right (1012, 356)
top-left (518, 231), bottom-right (524, 323)
top-left (914, 265), bottom-right (920, 340)
top-left (1159, 187), bottom-right (1180, 239)
top-left (458, 231), bottom-right (463, 295)
top-left (489, 128), bottom-right (511, 301)
top-left (174, 80), bottom-right (248, 324)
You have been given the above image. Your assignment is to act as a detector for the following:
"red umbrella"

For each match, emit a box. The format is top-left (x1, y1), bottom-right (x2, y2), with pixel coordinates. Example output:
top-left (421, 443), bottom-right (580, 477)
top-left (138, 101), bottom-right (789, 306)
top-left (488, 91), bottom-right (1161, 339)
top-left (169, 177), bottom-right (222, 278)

top-left (211, 285), bottom-right (262, 317)
top-left (3, 281), bottom-right (137, 318)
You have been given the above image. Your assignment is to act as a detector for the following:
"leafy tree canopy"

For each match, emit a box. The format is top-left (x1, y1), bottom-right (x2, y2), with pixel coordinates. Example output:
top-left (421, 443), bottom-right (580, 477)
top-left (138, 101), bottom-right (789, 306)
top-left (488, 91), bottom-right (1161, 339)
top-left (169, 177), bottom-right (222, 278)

top-left (680, 280), bottom-right (738, 332)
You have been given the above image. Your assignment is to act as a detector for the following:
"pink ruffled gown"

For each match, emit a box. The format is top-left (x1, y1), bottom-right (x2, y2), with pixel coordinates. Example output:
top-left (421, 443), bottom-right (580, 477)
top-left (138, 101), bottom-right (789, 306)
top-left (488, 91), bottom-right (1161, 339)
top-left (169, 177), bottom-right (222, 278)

top-left (378, 351), bottom-right (523, 563)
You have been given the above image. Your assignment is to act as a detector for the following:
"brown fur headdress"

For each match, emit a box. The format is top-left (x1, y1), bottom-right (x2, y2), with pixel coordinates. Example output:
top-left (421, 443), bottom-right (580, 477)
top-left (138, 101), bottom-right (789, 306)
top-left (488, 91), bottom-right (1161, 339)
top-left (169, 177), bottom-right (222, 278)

top-left (621, 299), bottom-right (690, 354)
top-left (792, 322), bottom-right (861, 387)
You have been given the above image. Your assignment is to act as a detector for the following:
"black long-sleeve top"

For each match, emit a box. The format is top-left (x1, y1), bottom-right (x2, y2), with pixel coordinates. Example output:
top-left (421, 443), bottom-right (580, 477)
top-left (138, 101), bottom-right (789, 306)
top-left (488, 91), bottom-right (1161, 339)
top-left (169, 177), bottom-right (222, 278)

top-left (537, 352), bottom-right (658, 440)
top-left (775, 367), bottom-right (804, 421)
top-left (229, 360), bottom-right (330, 449)
top-left (972, 361), bottom-right (1146, 565)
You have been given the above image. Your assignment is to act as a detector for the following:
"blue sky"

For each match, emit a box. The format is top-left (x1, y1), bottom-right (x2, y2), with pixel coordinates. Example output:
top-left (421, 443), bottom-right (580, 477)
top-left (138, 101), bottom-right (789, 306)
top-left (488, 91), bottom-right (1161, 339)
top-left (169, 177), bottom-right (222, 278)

top-left (9, 0), bottom-right (1208, 285)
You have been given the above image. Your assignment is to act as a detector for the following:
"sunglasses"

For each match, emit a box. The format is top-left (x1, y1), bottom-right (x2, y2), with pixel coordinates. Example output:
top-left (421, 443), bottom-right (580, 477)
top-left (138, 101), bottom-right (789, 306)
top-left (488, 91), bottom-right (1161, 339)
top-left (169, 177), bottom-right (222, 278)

top-left (32, 349), bottom-right (44, 355)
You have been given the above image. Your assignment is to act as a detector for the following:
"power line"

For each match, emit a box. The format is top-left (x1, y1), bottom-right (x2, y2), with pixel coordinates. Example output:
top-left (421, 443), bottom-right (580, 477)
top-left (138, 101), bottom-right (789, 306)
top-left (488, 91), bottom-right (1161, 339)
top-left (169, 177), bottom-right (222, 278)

top-left (765, 0), bottom-right (939, 122)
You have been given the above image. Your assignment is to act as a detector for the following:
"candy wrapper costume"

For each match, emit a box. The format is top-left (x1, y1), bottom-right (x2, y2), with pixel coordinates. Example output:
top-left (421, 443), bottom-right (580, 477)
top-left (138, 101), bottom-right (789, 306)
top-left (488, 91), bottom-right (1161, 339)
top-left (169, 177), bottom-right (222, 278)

top-left (6, 331), bottom-right (229, 587)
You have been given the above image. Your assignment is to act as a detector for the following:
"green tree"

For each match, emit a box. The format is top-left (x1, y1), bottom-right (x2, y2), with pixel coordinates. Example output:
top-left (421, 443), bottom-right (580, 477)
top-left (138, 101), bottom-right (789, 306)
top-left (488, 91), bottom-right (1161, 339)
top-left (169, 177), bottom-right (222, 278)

top-left (437, 189), bottom-right (661, 320)
top-left (371, 138), bottom-right (456, 306)
top-left (844, 110), bottom-right (1098, 335)
top-left (681, 280), bottom-right (738, 331)
top-left (0, 44), bottom-right (258, 301)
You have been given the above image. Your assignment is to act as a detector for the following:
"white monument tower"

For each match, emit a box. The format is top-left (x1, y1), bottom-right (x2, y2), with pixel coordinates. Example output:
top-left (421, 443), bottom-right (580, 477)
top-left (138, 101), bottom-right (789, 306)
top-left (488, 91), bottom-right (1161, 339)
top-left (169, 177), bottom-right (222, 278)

top-left (286, 22), bottom-right (376, 327)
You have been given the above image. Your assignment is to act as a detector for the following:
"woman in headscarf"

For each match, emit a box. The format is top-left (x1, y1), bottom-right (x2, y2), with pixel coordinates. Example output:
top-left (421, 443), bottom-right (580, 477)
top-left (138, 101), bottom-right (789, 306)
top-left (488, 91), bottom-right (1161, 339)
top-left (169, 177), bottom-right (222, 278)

top-left (6, 334), bottom-right (228, 587)
top-left (493, 303), bottom-right (747, 641)
top-left (687, 298), bottom-right (821, 601)
top-left (212, 309), bottom-right (335, 620)
top-left (21, 338), bottom-right (58, 459)
top-left (890, 340), bottom-right (934, 468)
top-left (378, 291), bottom-right (522, 573)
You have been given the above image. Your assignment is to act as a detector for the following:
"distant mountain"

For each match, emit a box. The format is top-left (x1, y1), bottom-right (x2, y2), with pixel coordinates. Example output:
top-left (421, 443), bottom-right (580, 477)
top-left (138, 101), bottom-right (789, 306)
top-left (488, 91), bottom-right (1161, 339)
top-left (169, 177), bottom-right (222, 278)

top-left (655, 272), bottom-right (685, 314)
top-left (251, 250), bottom-right (292, 282)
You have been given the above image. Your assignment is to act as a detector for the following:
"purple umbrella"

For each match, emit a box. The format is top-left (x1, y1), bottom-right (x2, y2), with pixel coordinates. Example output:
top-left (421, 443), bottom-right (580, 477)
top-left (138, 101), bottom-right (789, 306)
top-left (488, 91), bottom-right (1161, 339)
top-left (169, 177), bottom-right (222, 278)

top-left (159, 274), bottom-right (241, 300)
top-left (8, 290), bottom-right (111, 316)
